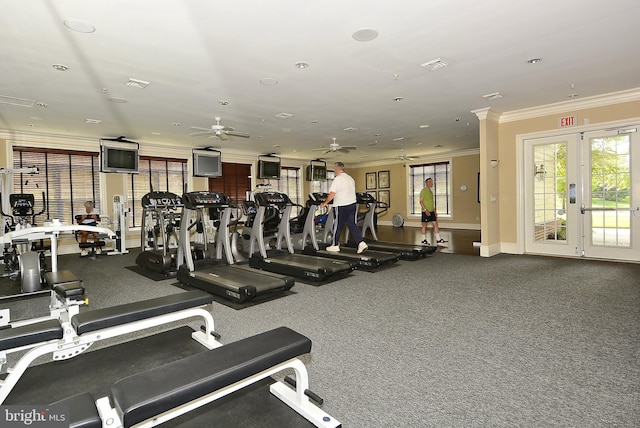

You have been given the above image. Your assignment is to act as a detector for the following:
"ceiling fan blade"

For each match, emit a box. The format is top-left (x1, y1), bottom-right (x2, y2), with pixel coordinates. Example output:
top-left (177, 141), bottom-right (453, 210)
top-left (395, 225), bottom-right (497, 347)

top-left (342, 146), bottom-right (357, 150)
top-left (190, 131), bottom-right (214, 136)
top-left (219, 132), bottom-right (229, 141)
top-left (190, 126), bottom-right (211, 131)
top-left (225, 131), bottom-right (250, 138)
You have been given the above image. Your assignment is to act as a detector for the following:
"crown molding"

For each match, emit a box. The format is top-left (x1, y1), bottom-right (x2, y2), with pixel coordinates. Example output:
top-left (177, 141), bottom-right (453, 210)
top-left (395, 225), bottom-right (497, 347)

top-left (499, 87), bottom-right (640, 123)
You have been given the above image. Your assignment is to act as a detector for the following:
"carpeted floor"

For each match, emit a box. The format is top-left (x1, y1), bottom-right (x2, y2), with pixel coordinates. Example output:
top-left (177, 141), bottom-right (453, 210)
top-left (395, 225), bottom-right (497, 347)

top-left (2, 248), bottom-right (639, 427)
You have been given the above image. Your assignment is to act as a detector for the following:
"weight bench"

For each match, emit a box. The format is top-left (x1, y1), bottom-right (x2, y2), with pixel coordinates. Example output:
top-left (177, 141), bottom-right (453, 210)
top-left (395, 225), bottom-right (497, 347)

top-left (51, 327), bottom-right (340, 428)
top-left (0, 290), bottom-right (220, 404)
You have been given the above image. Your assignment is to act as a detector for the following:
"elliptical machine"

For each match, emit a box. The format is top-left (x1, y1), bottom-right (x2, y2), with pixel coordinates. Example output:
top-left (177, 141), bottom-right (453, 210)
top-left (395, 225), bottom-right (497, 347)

top-left (135, 191), bottom-right (183, 274)
top-left (0, 192), bottom-right (48, 292)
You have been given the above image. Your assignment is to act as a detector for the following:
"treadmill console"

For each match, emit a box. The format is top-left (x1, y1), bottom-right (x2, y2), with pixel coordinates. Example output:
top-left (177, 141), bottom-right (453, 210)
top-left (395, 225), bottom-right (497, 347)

top-left (141, 191), bottom-right (183, 209)
top-left (356, 192), bottom-right (376, 204)
top-left (10, 194), bottom-right (35, 216)
top-left (307, 192), bottom-right (329, 205)
top-left (182, 191), bottom-right (230, 209)
top-left (253, 191), bottom-right (291, 208)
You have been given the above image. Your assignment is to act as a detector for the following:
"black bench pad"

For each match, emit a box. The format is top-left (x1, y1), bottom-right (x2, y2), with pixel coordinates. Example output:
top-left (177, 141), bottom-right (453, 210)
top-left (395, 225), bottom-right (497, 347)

top-left (78, 241), bottom-right (106, 249)
top-left (110, 326), bottom-right (312, 427)
top-left (46, 270), bottom-right (85, 298)
top-left (0, 319), bottom-right (63, 351)
top-left (50, 392), bottom-right (101, 428)
top-left (71, 290), bottom-right (213, 335)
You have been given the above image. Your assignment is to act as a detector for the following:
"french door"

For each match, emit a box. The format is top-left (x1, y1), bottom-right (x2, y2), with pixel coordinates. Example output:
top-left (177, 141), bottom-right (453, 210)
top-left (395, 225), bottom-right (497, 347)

top-left (524, 126), bottom-right (639, 262)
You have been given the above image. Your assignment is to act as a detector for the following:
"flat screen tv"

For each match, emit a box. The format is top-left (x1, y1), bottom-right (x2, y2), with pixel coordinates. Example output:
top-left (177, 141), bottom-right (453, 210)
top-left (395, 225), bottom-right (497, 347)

top-left (192, 149), bottom-right (222, 178)
top-left (258, 157), bottom-right (281, 180)
top-left (305, 164), bottom-right (327, 181)
top-left (100, 142), bottom-right (139, 174)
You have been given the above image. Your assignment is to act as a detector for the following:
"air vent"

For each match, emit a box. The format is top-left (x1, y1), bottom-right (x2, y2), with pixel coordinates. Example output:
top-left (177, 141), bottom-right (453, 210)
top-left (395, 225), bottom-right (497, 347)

top-left (0, 95), bottom-right (35, 107)
top-left (420, 58), bottom-right (449, 71)
top-left (125, 78), bottom-right (150, 88)
top-left (392, 137), bottom-right (405, 142)
top-left (274, 112), bottom-right (293, 119)
top-left (482, 92), bottom-right (503, 101)
top-left (343, 127), bottom-right (359, 132)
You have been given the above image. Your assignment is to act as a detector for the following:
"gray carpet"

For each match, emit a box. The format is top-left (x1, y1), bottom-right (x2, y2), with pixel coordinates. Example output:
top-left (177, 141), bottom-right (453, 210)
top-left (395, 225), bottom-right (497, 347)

top-left (3, 250), bottom-right (639, 427)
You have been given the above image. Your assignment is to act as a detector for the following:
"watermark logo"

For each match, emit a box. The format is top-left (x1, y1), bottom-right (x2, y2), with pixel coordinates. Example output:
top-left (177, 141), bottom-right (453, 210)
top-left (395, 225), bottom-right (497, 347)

top-left (1, 405), bottom-right (68, 427)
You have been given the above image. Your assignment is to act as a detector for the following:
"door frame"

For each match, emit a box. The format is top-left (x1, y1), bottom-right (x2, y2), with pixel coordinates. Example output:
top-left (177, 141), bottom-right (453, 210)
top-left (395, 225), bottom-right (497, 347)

top-left (516, 117), bottom-right (640, 261)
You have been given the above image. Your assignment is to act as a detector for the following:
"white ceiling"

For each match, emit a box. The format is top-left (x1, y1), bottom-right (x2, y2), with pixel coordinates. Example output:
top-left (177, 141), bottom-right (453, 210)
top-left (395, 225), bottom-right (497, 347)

top-left (1, 0), bottom-right (639, 164)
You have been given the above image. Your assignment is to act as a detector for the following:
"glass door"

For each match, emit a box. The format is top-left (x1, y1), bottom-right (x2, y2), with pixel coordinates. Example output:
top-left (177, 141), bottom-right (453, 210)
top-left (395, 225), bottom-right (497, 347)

top-left (580, 128), bottom-right (639, 261)
top-left (524, 135), bottom-right (580, 256)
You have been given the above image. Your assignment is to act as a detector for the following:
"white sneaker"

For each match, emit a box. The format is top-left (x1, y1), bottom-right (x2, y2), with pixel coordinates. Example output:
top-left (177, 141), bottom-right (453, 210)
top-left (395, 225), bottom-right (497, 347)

top-left (326, 245), bottom-right (340, 252)
top-left (357, 241), bottom-right (368, 254)
top-left (80, 249), bottom-right (88, 257)
top-left (95, 247), bottom-right (102, 255)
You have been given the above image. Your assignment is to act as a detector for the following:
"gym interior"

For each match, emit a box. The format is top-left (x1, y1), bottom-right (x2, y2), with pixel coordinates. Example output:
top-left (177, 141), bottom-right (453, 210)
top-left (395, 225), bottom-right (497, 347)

top-left (0, 2), bottom-right (639, 427)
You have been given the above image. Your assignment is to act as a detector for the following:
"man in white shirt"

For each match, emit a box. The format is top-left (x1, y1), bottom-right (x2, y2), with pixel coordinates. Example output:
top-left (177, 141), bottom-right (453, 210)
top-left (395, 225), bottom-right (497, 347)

top-left (320, 162), bottom-right (368, 254)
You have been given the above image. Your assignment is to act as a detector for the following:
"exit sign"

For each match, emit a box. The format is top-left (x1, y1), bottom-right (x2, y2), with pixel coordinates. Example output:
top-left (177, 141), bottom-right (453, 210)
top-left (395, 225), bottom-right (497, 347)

top-left (559, 115), bottom-right (577, 127)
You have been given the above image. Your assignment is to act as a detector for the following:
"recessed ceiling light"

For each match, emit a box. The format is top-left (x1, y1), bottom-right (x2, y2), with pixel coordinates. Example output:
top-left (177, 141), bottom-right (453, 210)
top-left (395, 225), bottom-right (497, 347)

top-left (172, 123), bottom-right (181, 127)
top-left (260, 78), bottom-right (278, 86)
top-left (52, 64), bottom-right (69, 72)
top-left (63, 19), bottom-right (95, 33)
top-left (219, 100), bottom-right (229, 106)
top-left (393, 97), bottom-right (403, 102)
top-left (275, 112), bottom-right (293, 119)
top-left (352, 28), bottom-right (378, 42)
top-left (85, 118), bottom-right (102, 124)
top-left (419, 124), bottom-right (430, 129)
top-left (527, 58), bottom-right (542, 64)
top-left (295, 61), bottom-right (309, 69)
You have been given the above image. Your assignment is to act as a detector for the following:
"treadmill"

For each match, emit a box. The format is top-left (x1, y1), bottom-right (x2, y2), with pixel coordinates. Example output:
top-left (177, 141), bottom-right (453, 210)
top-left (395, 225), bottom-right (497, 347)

top-left (344, 192), bottom-right (437, 260)
top-left (245, 191), bottom-right (354, 281)
top-left (176, 191), bottom-right (294, 304)
top-left (300, 193), bottom-right (400, 270)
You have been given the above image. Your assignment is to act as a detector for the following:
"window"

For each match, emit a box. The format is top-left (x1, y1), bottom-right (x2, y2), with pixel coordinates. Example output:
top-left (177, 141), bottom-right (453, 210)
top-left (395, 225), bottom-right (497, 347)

top-left (12, 147), bottom-right (100, 224)
top-left (309, 170), bottom-right (335, 195)
top-left (277, 167), bottom-right (301, 217)
top-left (130, 157), bottom-right (187, 227)
top-left (410, 162), bottom-right (451, 215)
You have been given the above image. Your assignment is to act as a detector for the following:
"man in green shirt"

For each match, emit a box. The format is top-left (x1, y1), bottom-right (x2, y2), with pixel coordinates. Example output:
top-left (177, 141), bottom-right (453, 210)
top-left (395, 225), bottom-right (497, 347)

top-left (419, 178), bottom-right (447, 246)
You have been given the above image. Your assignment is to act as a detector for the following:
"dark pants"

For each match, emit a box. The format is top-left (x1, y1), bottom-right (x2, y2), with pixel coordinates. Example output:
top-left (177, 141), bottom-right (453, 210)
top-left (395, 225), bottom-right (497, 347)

top-left (331, 203), bottom-right (363, 246)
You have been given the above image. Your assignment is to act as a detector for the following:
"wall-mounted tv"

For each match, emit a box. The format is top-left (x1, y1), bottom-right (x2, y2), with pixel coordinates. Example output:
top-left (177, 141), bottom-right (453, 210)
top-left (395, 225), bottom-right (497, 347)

top-left (192, 149), bottom-right (222, 178)
top-left (305, 160), bottom-right (327, 181)
top-left (258, 156), bottom-right (281, 180)
top-left (100, 140), bottom-right (139, 174)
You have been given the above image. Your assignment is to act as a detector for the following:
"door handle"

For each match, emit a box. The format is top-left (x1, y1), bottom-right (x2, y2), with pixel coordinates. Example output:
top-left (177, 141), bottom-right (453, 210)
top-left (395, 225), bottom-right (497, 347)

top-left (581, 204), bottom-right (639, 214)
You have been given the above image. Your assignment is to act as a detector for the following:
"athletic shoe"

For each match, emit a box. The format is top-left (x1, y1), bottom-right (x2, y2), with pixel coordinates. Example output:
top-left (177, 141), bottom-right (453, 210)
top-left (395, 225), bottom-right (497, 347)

top-left (421, 239), bottom-right (431, 246)
top-left (80, 249), bottom-right (88, 257)
top-left (95, 247), bottom-right (102, 255)
top-left (436, 238), bottom-right (448, 246)
top-left (357, 241), bottom-right (368, 254)
top-left (326, 245), bottom-right (340, 252)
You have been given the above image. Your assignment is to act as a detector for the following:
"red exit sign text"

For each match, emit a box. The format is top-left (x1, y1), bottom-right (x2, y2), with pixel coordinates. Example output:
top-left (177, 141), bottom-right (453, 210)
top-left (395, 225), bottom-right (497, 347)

top-left (559, 115), bottom-right (577, 127)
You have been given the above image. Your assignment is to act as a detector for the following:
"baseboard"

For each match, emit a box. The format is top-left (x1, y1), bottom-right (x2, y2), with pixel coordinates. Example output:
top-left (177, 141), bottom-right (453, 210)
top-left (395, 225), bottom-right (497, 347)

top-left (378, 220), bottom-right (481, 230)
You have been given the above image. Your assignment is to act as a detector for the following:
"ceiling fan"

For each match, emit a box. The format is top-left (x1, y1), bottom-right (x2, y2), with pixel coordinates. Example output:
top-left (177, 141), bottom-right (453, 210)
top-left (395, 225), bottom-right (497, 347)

top-left (313, 138), bottom-right (356, 154)
top-left (190, 116), bottom-right (250, 140)
top-left (393, 151), bottom-right (420, 161)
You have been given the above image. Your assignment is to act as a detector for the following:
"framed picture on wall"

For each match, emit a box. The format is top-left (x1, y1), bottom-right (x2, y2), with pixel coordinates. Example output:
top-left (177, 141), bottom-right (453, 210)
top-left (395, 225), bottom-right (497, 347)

top-left (366, 172), bottom-right (377, 190)
top-left (378, 189), bottom-right (390, 207)
top-left (378, 170), bottom-right (390, 189)
top-left (367, 190), bottom-right (377, 201)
